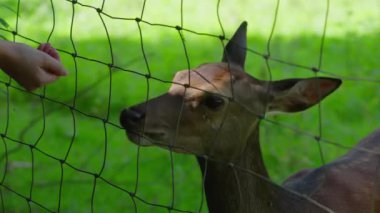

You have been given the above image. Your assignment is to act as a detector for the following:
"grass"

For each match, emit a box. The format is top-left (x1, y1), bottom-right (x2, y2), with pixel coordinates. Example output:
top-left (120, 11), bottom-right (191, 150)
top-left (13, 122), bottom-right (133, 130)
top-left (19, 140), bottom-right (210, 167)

top-left (0, 0), bottom-right (380, 212)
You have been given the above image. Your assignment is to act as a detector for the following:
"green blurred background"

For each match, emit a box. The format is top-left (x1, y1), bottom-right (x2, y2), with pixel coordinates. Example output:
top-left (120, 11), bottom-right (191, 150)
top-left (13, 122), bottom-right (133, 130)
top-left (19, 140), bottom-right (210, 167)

top-left (0, 0), bottom-right (379, 212)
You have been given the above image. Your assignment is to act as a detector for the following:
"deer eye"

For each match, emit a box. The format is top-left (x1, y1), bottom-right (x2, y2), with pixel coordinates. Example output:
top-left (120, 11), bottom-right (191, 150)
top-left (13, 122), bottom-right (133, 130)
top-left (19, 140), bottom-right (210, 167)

top-left (203, 95), bottom-right (225, 110)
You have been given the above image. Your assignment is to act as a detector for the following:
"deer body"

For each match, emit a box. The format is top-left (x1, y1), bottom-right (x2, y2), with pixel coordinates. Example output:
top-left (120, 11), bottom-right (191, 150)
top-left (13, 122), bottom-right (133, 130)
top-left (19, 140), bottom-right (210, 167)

top-left (120, 22), bottom-right (379, 212)
top-left (283, 128), bottom-right (380, 213)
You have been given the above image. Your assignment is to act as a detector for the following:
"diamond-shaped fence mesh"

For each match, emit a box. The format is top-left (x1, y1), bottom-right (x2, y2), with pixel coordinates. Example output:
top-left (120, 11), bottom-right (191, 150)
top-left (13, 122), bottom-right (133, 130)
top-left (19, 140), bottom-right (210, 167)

top-left (0, 0), bottom-right (379, 212)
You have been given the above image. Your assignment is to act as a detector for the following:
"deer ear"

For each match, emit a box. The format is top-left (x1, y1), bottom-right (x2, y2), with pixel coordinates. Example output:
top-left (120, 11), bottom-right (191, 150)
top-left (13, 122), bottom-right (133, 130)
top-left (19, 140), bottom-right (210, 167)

top-left (222, 21), bottom-right (247, 69)
top-left (267, 77), bottom-right (342, 113)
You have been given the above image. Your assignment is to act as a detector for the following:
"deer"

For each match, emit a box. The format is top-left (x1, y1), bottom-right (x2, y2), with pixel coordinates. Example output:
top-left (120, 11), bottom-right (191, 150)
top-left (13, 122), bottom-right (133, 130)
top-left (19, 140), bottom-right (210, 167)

top-left (120, 22), bottom-right (380, 213)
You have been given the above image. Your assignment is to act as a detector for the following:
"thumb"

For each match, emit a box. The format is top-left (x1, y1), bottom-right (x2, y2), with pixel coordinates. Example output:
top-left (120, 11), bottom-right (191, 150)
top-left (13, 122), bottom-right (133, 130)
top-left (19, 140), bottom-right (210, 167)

top-left (42, 55), bottom-right (68, 76)
top-left (39, 69), bottom-right (60, 84)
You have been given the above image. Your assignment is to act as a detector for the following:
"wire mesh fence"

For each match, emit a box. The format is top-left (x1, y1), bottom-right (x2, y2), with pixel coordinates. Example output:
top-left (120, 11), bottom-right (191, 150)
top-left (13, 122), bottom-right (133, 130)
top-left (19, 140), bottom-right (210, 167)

top-left (0, 0), bottom-right (379, 212)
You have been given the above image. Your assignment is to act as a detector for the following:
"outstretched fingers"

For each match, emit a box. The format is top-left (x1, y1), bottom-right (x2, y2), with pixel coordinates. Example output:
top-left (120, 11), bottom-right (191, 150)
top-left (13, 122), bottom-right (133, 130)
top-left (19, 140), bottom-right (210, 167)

top-left (38, 43), bottom-right (68, 76)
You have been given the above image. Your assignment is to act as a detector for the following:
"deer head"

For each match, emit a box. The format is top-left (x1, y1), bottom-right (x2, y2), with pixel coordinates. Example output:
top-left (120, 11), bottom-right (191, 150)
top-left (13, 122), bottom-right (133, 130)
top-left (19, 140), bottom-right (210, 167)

top-left (120, 22), bottom-right (341, 162)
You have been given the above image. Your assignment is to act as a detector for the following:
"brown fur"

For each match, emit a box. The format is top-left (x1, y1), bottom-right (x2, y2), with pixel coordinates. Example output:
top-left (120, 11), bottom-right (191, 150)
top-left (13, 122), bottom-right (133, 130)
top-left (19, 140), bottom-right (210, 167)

top-left (120, 22), bottom-right (377, 212)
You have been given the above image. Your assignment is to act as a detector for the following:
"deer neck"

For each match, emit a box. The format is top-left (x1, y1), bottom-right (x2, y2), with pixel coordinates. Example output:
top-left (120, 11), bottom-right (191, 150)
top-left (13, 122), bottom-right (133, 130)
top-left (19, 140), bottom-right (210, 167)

top-left (196, 124), bottom-right (330, 213)
top-left (196, 124), bottom-right (273, 212)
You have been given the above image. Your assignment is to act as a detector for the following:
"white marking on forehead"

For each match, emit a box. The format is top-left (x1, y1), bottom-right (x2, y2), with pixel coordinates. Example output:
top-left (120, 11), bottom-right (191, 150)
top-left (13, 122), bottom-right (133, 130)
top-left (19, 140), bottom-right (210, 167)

top-left (168, 64), bottom-right (233, 99)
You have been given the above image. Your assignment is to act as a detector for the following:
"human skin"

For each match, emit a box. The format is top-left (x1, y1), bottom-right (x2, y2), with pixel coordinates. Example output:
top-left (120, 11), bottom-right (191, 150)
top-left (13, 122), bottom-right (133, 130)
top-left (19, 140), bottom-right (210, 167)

top-left (0, 41), bottom-right (67, 91)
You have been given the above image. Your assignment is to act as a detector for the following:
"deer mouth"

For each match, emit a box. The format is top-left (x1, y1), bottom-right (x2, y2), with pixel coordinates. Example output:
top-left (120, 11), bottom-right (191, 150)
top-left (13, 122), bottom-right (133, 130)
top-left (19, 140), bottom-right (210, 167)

top-left (144, 132), bottom-right (166, 141)
top-left (122, 130), bottom-right (149, 146)
top-left (123, 127), bottom-right (168, 146)
top-left (124, 128), bottom-right (191, 154)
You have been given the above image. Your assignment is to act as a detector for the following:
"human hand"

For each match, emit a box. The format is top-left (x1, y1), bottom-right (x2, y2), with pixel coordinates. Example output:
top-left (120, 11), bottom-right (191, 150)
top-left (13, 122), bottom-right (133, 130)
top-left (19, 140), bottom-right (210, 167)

top-left (0, 41), bottom-right (68, 91)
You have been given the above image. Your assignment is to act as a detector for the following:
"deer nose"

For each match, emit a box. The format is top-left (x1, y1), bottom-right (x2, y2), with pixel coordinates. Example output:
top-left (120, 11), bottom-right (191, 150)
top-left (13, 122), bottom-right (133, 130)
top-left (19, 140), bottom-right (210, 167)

top-left (120, 107), bottom-right (145, 128)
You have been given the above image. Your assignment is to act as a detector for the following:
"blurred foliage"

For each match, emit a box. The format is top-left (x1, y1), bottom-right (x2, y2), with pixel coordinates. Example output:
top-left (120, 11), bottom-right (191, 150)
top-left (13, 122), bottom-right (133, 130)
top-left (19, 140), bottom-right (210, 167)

top-left (0, 18), bottom-right (9, 28)
top-left (0, 0), bottom-right (379, 212)
top-left (0, 2), bottom-right (17, 40)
